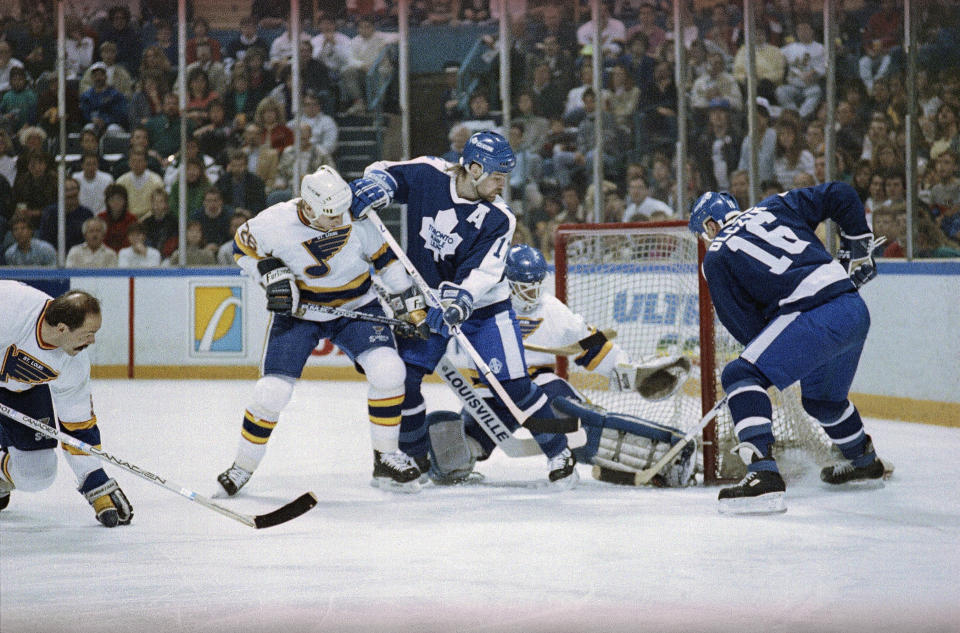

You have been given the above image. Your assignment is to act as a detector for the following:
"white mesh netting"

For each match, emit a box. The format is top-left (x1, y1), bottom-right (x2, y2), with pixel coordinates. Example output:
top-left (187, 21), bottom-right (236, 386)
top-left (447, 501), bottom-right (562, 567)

top-left (555, 223), bottom-right (840, 482)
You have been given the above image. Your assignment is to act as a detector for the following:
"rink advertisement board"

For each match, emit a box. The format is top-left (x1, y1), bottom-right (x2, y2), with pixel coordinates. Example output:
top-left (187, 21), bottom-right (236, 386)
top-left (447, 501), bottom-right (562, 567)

top-left (189, 282), bottom-right (246, 357)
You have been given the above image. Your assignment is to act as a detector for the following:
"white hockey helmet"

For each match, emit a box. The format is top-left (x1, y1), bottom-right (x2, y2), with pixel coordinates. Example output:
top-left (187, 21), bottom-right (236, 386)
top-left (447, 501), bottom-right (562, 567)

top-left (300, 165), bottom-right (351, 228)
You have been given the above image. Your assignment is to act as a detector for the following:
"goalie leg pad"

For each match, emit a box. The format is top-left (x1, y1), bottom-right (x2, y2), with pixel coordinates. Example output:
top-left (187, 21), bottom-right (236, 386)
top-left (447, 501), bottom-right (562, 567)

top-left (426, 411), bottom-right (485, 484)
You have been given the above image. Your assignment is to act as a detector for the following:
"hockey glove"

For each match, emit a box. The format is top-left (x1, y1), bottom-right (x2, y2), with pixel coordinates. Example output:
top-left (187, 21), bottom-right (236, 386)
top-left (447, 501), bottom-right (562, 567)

top-left (425, 282), bottom-right (474, 336)
top-left (838, 233), bottom-right (886, 289)
top-left (388, 286), bottom-right (429, 339)
top-left (83, 477), bottom-right (133, 527)
top-left (348, 169), bottom-right (397, 219)
top-left (257, 257), bottom-right (299, 313)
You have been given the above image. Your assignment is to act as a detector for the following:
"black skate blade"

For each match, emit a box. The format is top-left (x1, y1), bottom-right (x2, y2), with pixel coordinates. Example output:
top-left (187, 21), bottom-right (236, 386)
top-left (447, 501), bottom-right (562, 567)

top-left (718, 491), bottom-right (787, 515)
top-left (593, 464), bottom-right (643, 486)
top-left (523, 416), bottom-right (580, 434)
top-left (253, 492), bottom-right (318, 528)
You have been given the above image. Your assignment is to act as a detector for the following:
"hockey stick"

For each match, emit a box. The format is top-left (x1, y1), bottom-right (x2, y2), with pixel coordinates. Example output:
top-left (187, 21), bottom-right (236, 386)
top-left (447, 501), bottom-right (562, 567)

top-left (522, 329), bottom-right (618, 356)
top-left (364, 209), bottom-right (578, 434)
top-left (295, 302), bottom-right (428, 339)
top-left (436, 355), bottom-right (543, 457)
top-left (0, 402), bottom-right (318, 529)
top-left (592, 395), bottom-right (728, 486)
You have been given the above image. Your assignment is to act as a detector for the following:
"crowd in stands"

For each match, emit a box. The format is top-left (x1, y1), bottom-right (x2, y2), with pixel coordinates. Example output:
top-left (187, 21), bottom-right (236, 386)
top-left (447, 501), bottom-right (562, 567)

top-left (1, 1), bottom-right (960, 268)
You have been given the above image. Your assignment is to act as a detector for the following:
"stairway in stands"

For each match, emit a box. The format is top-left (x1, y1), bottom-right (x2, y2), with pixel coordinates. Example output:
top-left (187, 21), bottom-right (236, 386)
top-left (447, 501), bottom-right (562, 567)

top-left (335, 112), bottom-right (382, 181)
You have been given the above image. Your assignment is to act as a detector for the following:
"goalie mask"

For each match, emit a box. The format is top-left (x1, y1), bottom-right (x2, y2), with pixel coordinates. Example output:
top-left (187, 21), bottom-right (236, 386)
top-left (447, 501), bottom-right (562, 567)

top-left (505, 244), bottom-right (547, 312)
top-left (688, 191), bottom-right (740, 240)
top-left (300, 166), bottom-right (352, 229)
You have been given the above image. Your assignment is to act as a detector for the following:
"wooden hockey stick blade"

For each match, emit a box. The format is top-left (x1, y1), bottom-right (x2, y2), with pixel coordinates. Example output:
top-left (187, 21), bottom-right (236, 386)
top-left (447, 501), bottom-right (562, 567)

top-left (522, 416), bottom-right (580, 434)
top-left (592, 464), bottom-right (646, 486)
top-left (523, 328), bottom-right (618, 355)
top-left (253, 492), bottom-right (319, 529)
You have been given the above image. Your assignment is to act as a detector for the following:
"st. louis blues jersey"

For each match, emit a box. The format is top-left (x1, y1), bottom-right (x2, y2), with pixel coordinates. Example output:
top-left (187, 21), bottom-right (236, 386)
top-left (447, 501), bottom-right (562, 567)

top-left (0, 281), bottom-right (95, 423)
top-left (702, 181), bottom-right (871, 345)
top-left (365, 157), bottom-right (515, 308)
top-left (517, 294), bottom-right (628, 376)
top-left (233, 199), bottom-right (409, 319)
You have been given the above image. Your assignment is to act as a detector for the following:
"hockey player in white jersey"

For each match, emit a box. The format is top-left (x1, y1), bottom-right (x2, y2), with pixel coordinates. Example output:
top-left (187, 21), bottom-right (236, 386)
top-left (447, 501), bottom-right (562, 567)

top-left (216, 166), bottom-right (427, 494)
top-left (0, 283), bottom-right (133, 527)
top-left (348, 131), bottom-right (580, 487)
top-left (425, 244), bottom-right (696, 487)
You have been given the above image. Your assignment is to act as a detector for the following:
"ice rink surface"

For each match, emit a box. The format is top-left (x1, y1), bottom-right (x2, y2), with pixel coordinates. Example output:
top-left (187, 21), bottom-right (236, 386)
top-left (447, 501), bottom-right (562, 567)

top-left (1, 379), bottom-right (958, 633)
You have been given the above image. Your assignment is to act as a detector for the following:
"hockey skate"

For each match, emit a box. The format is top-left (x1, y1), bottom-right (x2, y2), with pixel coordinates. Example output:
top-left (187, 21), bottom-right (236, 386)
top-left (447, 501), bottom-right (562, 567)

top-left (0, 479), bottom-right (11, 511)
top-left (718, 469), bottom-right (787, 515)
top-left (217, 463), bottom-right (253, 497)
top-left (413, 453), bottom-right (432, 485)
top-left (821, 437), bottom-right (886, 485)
top-left (371, 450), bottom-right (422, 493)
top-left (547, 448), bottom-right (579, 490)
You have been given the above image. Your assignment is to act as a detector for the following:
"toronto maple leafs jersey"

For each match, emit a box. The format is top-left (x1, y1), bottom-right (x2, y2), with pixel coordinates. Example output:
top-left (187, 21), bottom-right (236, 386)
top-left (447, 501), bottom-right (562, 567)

top-left (233, 198), bottom-right (410, 319)
top-left (0, 281), bottom-right (95, 423)
top-left (516, 294), bottom-right (629, 375)
top-left (365, 157), bottom-right (515, 308)
top-left (702, 181), bottom-right (871, 345)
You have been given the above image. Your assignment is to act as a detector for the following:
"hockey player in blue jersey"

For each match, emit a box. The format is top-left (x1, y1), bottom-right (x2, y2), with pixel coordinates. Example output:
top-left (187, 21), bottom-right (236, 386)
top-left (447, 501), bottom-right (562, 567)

top-left (348, 131), bottom-right (579, 487)
top-left (689, 182), bottom-right (888, 514)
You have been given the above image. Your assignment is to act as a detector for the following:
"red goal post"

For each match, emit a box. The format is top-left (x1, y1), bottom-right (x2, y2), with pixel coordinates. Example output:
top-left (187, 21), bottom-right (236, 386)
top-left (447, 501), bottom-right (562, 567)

top-left (553, 221), bottom-right (837, 484)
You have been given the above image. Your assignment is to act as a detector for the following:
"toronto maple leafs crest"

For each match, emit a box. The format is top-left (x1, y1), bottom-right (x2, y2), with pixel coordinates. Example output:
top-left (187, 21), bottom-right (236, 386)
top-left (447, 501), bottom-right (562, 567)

top-left (420, 208), bottom-right (463, 262)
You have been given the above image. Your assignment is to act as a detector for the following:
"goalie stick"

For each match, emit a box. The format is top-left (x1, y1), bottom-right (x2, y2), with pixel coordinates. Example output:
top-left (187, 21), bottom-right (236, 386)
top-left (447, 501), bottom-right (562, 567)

top-left (592, 395), bottom-right (728, 487)
top-left (0, 403), bottom-right (318, 529)
top-left (364, 209), bottom-right (578, 434)
top-left (295, 302), bottom-right (428, 339)
top-left (522, 329), bottom-right (618, 356)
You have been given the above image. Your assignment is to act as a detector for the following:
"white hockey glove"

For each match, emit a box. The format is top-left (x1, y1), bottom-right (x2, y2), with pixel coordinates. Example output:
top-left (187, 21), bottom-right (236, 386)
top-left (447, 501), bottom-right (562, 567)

top-left (838, 232), bottom-right (886, 289)
top-left (257, 257), bottom-right (299, 314)
top-left (611, 355), bottom-right (692, 400)
top-left (388, 286), bottom-right (429, 339)
top-left (83, 477), bottom-right (133, 527)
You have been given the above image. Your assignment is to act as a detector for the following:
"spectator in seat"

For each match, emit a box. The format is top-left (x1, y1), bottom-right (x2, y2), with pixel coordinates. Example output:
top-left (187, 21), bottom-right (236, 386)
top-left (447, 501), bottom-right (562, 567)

top-left (0, 41), bottom-right (24, 94)
top-left (691, 51), bottom-right (743, 119)
top-left (168, 158), bottom-right (211, 219)
top-left (607, 64), bottom-right (640, 135)
top-left (193, 186), bottom-right (234, 249)
top-left (862, 0), bottom-right (902, 56)
top-left (311, 15), bottom-right (351, 106)
top-left (0, 127), bottom-right (16, 188)
top-left (4, 213), bottom-right (56, 266)
top-left (141, 187), bottom-right (179, 257)
top-left (184, 40), bottom-right (228, 97)
top-left (0, 66), bottom-right (37, 131)
top-left (529, 62), bottom-right (565, 120)
top-left (80, 62), bottom-right (128, 136)
top-left (576, 3), bottom-right (625, 57)
top-left (341, 16), bottom-right (400, 116)
top-left (927, 150), bottom-right (960, 218)
top-left (625, 1), bottom-right (666, 57)
top-left (129, 71), bottom-right (169, 128)
top-left (563, 64), bottom-right (609, 126)
top-left (110, 126), bottom-right (165, 180)
top-left (38, 177), bottom-right (93, 252)
top-left (164, 220), bottom-right (216, 266)
top-left (217, 210), bottom-right (252, 265)
top-left (512, 91), bottom-right (549, 155)
top-left (737, 97), bottom-right (778, 185)
top-left (13, 10), bottom-right (54, 78)
top-left (217, 148), bottom-right (268, 216)
top-left (186, 17), bottom-right (222, 65)
top-left (138, 44), bottom-right (176, 92)
top-left (773, 118), bottom-right (815, 189)
top-left (116, 149), bottom-right (165, 220)
top-left (66, 216), bottom-right (117, 267)
top-left (237, 123), bottom-right (279, 193)
top-left (117, 222), bottom-right (162, 267)
top-left (224, 16), bottom-right (269, 72)
top-left (733, 25), bottom-right (785, 104)
top-left (528, 34), bottom-right (575, 93)
top-left (295, 90), bottom-right (338, 157)
top-left (269, 124), bottom-right (334, 206)
top-left (507, 122), bottom-right (544, 219)
top-left (859, 38), bottom-right (893, 97)
top-left (12, 150), bottom-right (57, 225)
top-left (98, 184), bottom-right (137, 252)
top-left (441, 124), bottom-right (471, 163)
top-left (254, 97), bottom-right (293, 152)
top-left (223, 70), bottom-right (258, 129)
top-left (863, 172), bottom-right (886, 228)
top-left (915, 209), bottom-right (960, 258)
top-left (80, 41), bottom-right (134, 100)
top-left (624, 176), bottom-right (673, 222)
top-left (97, 6), bottom-right (142, 76)
top-left (694, 98), bottom-right (742, 191)
top-left (146, 92), bottom-right (193, 159)
top-left (776, 21), bottom-right (825, 120)
top-left (728, 169), bottom-right (750, 209)
top-left (193, 98), bottom-right (233, 162)
top-left (184, 68), bottom-right (220, 128)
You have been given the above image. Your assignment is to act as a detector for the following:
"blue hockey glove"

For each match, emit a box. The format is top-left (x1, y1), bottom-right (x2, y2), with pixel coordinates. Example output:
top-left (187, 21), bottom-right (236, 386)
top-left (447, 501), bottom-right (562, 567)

top-left (425, 283), bottom-right (473, 335)
top-left (838, 233), bottom-right (886, 289)
top-left (348, 169), bottom-right (397, 219)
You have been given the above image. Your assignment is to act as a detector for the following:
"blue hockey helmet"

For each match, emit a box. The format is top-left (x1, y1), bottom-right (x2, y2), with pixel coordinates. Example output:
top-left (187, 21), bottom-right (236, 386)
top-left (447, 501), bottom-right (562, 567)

top-left (505, 244), bottom-right (547, 311)
top-left (688, 191), bottom-right (740, 238)
top-left (460, 130), bottom-right (517, 179)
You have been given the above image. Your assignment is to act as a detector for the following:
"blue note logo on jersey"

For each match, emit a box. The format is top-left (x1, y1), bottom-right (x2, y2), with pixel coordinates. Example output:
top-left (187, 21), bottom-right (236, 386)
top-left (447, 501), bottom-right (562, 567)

top-left (420, 208), bottom-right (463, 261)
top-left (517, 317), bottom-right (543, 339)
top-left (191, 283), bottom-right (245, 356)
top-left (1, 345), bottom-right (59, 384)
top-left (303, 227), bottom-right (351, 278)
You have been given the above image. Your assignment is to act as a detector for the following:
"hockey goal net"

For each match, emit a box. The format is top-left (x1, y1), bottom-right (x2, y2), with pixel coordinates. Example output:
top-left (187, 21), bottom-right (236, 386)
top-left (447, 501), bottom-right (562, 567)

top-left (553, 221), bottom-right (838, 484)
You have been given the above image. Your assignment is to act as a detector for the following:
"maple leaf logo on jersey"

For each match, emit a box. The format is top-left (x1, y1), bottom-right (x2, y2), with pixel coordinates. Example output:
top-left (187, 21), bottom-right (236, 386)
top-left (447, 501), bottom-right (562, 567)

top-left (1, 345), bottom-right (59, 384)
top-left (420, 208), bottom-right (463, 262)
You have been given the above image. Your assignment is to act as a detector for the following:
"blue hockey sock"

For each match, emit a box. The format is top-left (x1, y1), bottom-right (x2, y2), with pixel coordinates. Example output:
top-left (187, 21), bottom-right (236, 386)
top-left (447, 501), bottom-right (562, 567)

top-left (802, 397), bottom-right (869, 461)
top-left (399, 368), bottom-right (430, 458)
top-left (494, 378), bottom-right (566, 458)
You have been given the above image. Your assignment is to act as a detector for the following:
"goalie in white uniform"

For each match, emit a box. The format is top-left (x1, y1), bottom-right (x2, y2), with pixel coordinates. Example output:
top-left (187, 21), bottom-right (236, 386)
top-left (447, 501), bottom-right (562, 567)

top-left (427, 244), bottom-right (697, 487)
top-left (216, 166), bottom-right (426, 495)
top-left (0, 283), bottom-right (133, 526)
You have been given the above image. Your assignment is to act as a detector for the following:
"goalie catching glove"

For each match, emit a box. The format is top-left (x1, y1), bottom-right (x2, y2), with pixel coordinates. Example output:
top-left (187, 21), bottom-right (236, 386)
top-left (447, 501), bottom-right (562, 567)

top-left (387, 286), bottom-right (430, 339)
top-left (83, 477), bottom-right (133, 527)
top-left (610, 355), bottom-right (692, 400)
top-left (257, 257), bottom-right (299, 314)
top-left (838, 232), bottom-right (886, 289)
